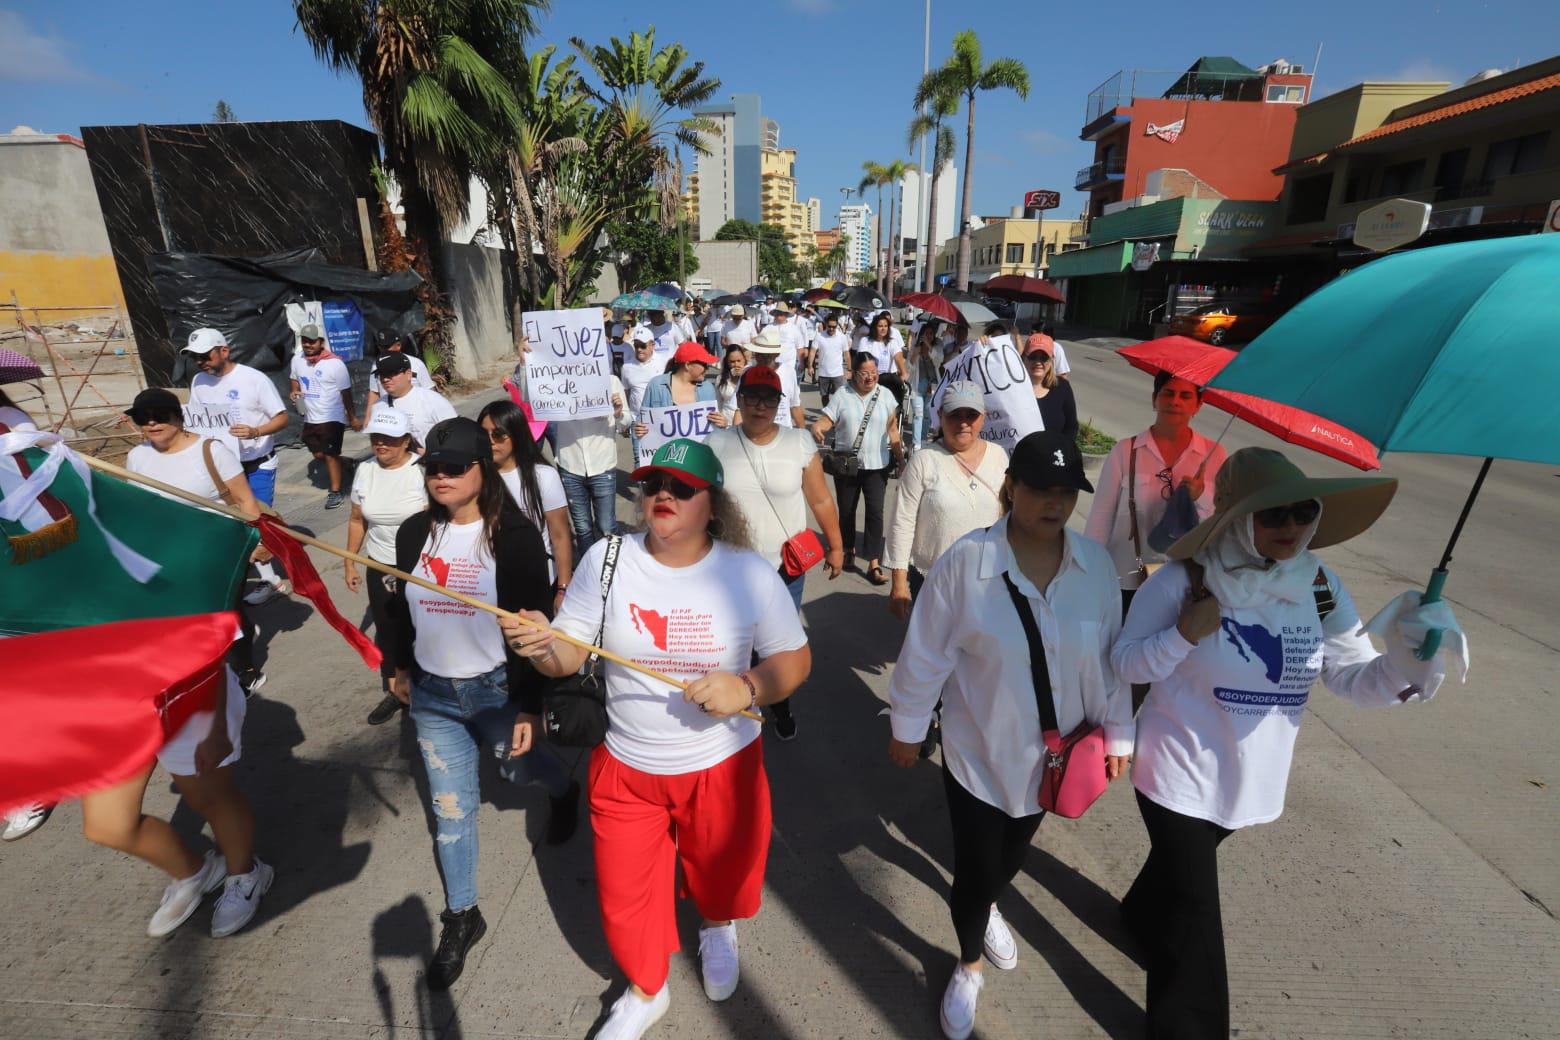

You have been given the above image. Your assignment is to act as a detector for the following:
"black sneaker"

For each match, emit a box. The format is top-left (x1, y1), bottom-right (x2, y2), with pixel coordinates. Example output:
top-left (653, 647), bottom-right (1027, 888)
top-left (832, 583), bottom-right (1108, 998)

top-left (546, 781), bottom-right (581, 845)
top-left (426, 906), bottom-right (486, 991)
top-left (367, 694), bottom-right (404, 726)
top-left (325, 491), bottom-right (345, 510)
top-left (773, 710), bottom-right (798, 742)
top-left (238, 668), bottom-right (267, 699)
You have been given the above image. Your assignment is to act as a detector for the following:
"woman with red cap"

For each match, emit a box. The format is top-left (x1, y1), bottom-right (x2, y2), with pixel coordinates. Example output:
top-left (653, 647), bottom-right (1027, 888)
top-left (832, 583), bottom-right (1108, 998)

top-left (502, 438), bottom-right (812, 1040)
top-left (633, 342), bottom-right (729, 433)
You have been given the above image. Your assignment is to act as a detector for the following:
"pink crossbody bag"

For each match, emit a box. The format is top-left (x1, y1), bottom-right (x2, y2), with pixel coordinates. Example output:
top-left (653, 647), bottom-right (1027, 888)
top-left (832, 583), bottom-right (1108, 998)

top-left (1000, 572), bottom-right (1109, 818)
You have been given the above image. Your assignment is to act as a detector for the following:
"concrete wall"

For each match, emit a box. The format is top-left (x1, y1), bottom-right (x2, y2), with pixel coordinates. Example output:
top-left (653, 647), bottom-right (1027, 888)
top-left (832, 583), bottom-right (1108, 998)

top-left (692, 240), bottom-right (757, 292)
top-left (0, 134), bottom-right (127, 318)
top-left (442, 242), bottom-right (515, 379)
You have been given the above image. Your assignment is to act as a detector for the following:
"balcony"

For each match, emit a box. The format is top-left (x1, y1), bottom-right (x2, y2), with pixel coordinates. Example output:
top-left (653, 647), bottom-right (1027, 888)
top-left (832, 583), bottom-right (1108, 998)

top-left (1075, 158), bottom-right (1127, 191)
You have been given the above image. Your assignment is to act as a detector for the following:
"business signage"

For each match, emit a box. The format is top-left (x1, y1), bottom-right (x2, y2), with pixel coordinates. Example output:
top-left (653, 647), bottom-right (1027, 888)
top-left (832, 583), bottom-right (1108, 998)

top-left (1023, 189), bottom-right (1062, 211)
top-left (1352, 198), bottom-right (1431, 252)
top-left (1130, 242), bottom-right (1161, 271)
top-left (1145, 118), bottom-right (1185, 143)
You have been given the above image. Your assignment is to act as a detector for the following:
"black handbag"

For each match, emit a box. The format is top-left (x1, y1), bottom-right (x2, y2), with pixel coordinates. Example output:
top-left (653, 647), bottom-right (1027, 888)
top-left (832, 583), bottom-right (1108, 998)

top-left (820, 386), bottom-right (881, 478)
top-left (541, 534), bottom-right (622, 747)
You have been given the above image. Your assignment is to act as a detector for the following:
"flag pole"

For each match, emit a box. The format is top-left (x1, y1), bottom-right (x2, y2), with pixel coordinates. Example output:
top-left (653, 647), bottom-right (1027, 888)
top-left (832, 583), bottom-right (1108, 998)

top-left (77, 453), bottom-right (761, 718)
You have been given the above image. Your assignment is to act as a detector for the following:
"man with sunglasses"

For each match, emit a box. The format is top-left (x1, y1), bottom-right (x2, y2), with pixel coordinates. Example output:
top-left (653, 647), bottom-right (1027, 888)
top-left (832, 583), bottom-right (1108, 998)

top-left (747, 327), bottom-right (805, 430)
top-left (375, 352), bottom-right (456, 448)
top-left (813, 315), bottom-right (850, 406)
top-left (288, 324), bottom-right (356, 509)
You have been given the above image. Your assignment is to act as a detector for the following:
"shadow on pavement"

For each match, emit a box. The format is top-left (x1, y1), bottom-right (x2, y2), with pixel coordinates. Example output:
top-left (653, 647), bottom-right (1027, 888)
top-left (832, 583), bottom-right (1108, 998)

top-left (372, 894), bottom-right (462, 1038)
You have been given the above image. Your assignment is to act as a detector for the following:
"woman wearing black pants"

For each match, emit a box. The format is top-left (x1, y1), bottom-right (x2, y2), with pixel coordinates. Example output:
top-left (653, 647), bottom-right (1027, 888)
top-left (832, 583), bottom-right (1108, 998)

top-left (1112, 447), bottom-right (1463, 1038)
top-left (887, 430), bottom-right (1133, 1039)
top-left (810, 352), bottom-right (902, 586)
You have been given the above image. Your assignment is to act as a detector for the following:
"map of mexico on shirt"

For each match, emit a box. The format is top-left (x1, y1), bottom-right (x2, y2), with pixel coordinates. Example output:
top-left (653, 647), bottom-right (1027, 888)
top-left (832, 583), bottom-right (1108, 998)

top-left (1213, 613), bottom-right (1323, 715)
top-left (404, 520), bottom-right (505, 678)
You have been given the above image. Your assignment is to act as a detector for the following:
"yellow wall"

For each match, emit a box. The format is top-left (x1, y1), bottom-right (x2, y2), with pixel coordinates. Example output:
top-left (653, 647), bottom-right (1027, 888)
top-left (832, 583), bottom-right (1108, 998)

top-left (0, 251), bottom-right (128, 322)
top-left (935, 217), bottom-right (1086, 278)
top-left (1287, 82), bottom-right (1450, 160)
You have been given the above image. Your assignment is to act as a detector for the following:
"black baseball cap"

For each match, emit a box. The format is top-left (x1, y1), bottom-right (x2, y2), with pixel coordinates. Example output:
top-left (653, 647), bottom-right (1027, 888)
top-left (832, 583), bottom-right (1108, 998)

top-left (1008, 429), bottom-right (1094, 493)
top-left (375, 352), bottom-right (412, 377)
top-left (421, 417), bottom-right (492, 467)
top-left (125, 387), bottom-right (182, 423)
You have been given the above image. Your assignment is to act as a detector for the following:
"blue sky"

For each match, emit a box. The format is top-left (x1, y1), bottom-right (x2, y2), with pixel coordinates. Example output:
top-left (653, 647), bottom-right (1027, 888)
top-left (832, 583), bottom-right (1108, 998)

top-left (3, 1), bottom-right (1554, 233)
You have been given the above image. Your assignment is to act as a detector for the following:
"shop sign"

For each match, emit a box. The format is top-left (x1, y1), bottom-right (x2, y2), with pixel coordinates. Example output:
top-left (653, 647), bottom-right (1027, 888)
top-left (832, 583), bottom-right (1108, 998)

top-left (1024, 189), bottom-right (1061, 211)
top-left (1197, 210), bottom-right (1268, 232)
top-left (1352, 198), bottom-right (1431, 252)
top-left (1131, 242), bottom-right (1161, 271)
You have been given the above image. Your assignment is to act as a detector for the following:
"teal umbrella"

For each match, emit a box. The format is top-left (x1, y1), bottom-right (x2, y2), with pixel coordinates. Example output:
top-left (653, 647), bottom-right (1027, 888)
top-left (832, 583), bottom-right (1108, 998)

top-left (611, 289), bottom-right (680, 311)
top-left (1209, 233), bottom-right (1560, 657)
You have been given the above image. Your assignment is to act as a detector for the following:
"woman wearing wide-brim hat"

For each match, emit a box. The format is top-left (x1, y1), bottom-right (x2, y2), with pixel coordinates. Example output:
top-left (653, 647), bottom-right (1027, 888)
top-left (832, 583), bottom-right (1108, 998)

top-left (1110, 446), bottom-right (1467, 1039)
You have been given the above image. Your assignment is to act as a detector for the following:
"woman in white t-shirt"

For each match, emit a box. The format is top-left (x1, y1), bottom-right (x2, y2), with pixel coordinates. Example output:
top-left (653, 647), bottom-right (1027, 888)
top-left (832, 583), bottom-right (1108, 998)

top-left (479, 399), bottom-right (572, 610)
top-left (344, 405), bottom-right (428, 726)
top-left (707, 365), bottom-right (844, 742)
top-left (810, 352), bottom-right (904, 586)
top-left (503, 438), bottom-right (812, 1039)
top-left (1110, 447), bottom-right (1461, 1038)
top-left (712, 346), bottom-right (748, 425)
top-left (81, 387), bottom-right (273, 940)
top-left (385, 417), bottom-right (575, 993)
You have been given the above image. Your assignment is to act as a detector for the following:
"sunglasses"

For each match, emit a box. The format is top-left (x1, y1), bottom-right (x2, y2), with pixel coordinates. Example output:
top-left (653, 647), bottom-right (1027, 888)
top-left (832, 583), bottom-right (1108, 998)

top-left (131, 409), bottom-right (181, 425)
top-left (738, 392), bottom-right (781, 407)
top-left (1253, 499), bottom-right (1322, 529)
top-left (1025, 352), bottom-right (1051, 363)
top-left (640, 472), bottom-right (702, 500)
top-left (422, 460), bottom-right (476, 479)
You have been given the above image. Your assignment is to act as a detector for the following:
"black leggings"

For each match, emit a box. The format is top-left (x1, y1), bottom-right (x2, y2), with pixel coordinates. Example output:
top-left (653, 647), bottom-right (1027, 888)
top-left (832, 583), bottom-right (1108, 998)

top-left (366, 564), bottom-right (399, 688)
top-left (834, 467), bottom-right (889, 561)
top-left (942, 762), bottom-right (1044, 964)
top-left (1122, 790), bottom-right (1234, 1040)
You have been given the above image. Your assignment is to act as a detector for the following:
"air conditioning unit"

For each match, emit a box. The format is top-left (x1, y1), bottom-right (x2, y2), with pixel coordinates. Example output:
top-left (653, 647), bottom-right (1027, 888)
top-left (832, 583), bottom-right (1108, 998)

top-left (1259, 59), bottom-right (1304, 75)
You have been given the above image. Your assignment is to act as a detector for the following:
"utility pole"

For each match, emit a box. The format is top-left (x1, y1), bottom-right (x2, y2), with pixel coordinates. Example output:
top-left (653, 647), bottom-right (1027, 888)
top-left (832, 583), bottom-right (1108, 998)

top-left (918, 0), bottom-right (932, 291)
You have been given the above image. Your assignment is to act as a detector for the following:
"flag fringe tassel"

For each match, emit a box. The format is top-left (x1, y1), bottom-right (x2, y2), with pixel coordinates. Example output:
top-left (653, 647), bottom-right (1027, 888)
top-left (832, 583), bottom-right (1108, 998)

top-left (6, 515), bottom-right (77, 563)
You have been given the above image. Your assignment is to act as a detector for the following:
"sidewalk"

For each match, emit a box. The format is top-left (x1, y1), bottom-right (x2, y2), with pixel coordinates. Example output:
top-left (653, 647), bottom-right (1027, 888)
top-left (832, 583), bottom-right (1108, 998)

top-left (0, 377), bottom-right (1553, 1040)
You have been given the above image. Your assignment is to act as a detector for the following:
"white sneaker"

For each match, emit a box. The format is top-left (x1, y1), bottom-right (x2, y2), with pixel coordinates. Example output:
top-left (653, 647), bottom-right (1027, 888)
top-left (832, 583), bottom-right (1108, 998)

top-left (243, 580), bottom-right (292, 606)
top-left (983, 905), bottom-right (1018, 970)
top-left (939, 964), bottom-right (984, 1040)
top-left (698, 921), bottom-right (739, 1001)
top-left (595, 984), bottom-right (669, 1039)
top-left (2, 804), bottom-right (49, 841)
top-left (147, 850), bottom-right (227, 937)
top-left (210, 856), bottom-right (274, 937)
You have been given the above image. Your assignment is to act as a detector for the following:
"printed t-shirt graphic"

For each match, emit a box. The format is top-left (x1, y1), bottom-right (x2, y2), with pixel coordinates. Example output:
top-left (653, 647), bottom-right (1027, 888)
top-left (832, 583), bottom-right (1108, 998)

top-left (404, 519), bottom-right (504, 677)
top-left (1212, 614), bottom-right (1321, 715)
top-left (630, 604), bottom-right (670, 651)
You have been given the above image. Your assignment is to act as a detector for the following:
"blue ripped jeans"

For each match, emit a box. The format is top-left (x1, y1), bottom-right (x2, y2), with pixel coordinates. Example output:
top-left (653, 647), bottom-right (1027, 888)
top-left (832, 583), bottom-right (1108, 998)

top-left (410, 664), bottom-right (572, 912)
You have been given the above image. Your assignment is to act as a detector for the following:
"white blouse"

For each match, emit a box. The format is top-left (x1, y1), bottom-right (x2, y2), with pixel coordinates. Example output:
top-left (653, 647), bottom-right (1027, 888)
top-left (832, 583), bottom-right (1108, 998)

top-left (883, 441), bottom-right (1007, 573)
top-left (889, 519), bottom-right (1131, 817)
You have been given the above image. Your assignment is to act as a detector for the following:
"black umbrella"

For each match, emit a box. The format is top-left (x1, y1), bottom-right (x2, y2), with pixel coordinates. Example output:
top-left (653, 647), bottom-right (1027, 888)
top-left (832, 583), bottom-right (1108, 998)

top-left (709, 293), bottom-right (754, 307)
top-left (745, 285), bottom-right (775, 301)
top-left (838, 285), bottom-right (887, 311)
top-left (641, 281), bottom-right (691, 301)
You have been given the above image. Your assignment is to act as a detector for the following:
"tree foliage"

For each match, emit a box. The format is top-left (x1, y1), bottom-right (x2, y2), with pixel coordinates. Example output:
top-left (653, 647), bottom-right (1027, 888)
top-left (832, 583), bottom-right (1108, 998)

top-left (715, 219), bottom-right (794, 287)
top-left (606, 218), bottom-right (699, 290)
top-left (213, 100), bottom-right (237, 123)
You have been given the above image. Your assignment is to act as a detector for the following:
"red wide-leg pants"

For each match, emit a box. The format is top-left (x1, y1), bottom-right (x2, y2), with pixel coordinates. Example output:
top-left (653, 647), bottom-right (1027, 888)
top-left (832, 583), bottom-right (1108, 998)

top-left (588, 738), bottom-right (771, 994)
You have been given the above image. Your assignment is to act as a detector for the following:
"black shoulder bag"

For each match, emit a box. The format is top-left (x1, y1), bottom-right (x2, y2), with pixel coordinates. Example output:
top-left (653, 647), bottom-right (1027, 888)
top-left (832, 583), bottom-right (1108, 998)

top-left (541, 534), bottom-right (623, 747)
top-left (820, 386), bottom-right (881, 478)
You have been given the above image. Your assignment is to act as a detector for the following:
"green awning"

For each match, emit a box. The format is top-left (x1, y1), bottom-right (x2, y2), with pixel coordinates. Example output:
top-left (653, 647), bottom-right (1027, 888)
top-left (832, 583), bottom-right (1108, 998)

top-left (1165, 56), bottom-right (1261, 98)
top-left (1046, 241), bottom-right (1132, 279)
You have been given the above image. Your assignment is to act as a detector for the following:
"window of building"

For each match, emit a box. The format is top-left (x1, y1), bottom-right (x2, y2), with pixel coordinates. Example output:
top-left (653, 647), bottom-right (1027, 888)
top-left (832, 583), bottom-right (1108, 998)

top-left (1481, 131), bottom-right (1550, 180)
top-left (1285, 172), bottom-right (1333, 224)
top-left (1378, 159), bottom-right (1425, 196)
top-left (1006, 243), bottom-right (1024, 264)
top-left (1266, 84), bottom-right (1306, 103)
top-left (1342, 167), bottom-right (1372, 204)
top-left (1434, 147), bottom-right (1475, 198)
top-left (1031, 242), bottom-right (1042, 264)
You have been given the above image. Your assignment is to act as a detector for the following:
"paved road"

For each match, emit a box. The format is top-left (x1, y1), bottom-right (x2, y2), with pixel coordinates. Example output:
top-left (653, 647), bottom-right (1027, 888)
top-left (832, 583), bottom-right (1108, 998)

top-left (0, 368), bottom-right (1554, 1040)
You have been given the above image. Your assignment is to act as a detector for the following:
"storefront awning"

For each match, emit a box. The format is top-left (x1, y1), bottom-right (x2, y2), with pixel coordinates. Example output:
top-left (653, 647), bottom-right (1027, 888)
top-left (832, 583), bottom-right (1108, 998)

top-left (1045, 241), bottom-right (1133, 279)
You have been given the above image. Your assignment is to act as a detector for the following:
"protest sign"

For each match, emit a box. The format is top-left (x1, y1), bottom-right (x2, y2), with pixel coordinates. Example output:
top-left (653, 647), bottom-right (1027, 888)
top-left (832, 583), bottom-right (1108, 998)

top-left (929, 336), bottom-right (1044, 453)
top-left (635, 401), bottom-right (719, 468)
top-left (522, 307), bottom-right (613, 421)
top-left (180, 399), bottom-right (242, 460)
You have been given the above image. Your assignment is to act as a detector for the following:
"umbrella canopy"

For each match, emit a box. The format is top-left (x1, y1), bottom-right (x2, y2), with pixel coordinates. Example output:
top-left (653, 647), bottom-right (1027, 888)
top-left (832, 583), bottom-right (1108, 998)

top-left (812, 299), bottom-right (848, 310)
top-left (802, 287), bottom-right (832, 302)
top-left (982, 274), bottom-right (1066, 304)
top-left (701, 287), bottom-right (737, 301)
top-left (612, 289), bottom-right (681, 312)
top-left (709, 293), bottom-right (759, 307)
top-left (1118, 337), bottom-right (1380, 470)
top-left (899, 292), bottom-right (960, 323)
top-left (640, 281), bottom-right (690, 301)
top-left (1209, 234), bottom-right (1560, 464)
top-left (951, 300), bottom-right (998, 326)
top-left (0, 348), bottom-right (45, 386)
top-left (836, 285), bottom-right (887, 311)
top-left (745, 285), bottom-right (774, 301)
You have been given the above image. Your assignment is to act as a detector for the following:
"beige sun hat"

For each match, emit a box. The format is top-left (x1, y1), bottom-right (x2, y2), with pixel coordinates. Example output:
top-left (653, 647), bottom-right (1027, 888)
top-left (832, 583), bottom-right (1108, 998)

top-left (1167, 447), bottom-right (1399, 560)
top-left (749, 326), bottom-right (785, 354)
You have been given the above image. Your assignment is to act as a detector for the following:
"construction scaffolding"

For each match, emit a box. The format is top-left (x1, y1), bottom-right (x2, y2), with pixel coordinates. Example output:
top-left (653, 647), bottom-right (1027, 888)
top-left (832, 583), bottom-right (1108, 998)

top-left (1, 297), bottom-right (145, 457)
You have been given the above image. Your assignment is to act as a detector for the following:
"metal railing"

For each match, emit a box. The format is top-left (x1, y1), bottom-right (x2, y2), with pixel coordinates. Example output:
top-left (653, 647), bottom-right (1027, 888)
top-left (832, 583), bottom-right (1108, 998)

top-left (1075, 158), bottom-right (1127, 190)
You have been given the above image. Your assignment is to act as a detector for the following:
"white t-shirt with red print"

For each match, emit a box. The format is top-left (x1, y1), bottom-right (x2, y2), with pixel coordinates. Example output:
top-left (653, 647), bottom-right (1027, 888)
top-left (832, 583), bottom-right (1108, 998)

top-left (405, 518), bottom-right (505, 678)
top-left (553, 533), bottom-right (808, 775)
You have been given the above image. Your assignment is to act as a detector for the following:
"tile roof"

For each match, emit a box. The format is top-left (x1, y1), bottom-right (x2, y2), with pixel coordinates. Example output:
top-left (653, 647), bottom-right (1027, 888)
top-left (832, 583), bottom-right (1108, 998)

top-left (1279, 72), bottom-right (1560, 172)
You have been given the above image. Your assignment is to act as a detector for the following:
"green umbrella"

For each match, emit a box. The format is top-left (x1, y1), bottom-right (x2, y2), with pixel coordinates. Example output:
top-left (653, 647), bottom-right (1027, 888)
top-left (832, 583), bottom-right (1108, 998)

top-left (812, 299), bottom-right (848, 310)
top-left (1209, 233), bottom-right (1560, 657)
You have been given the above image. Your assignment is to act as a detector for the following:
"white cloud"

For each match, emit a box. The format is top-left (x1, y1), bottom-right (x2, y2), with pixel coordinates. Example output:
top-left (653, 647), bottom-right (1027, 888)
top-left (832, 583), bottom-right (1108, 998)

top-left (0, 10), bottom-right (97, 84)
top-left (1383, 58), bottom-right (1459, 84)
top-left (1021, 128), bottom-right (1071, 156)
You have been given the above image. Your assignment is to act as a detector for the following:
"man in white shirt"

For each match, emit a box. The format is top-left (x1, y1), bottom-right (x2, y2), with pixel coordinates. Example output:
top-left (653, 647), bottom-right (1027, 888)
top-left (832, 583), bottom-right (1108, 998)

top-left (813, 313), bottom-right (851, 405)
top-left (768, 303), bottom-right (808, 374)
top-left (287, 323), bottom-right (357, 509)
top-left (619, 328), bottom-right (665, 418)
top-left (748, 326), bottom-right (805, 429)
top-left (717, 304), bottom-right (757, 355)
top-left (365, 335), bottom-right (434, 413)
top-left (553, 375), bottom-right (629, 552)
top-left (375, 352), bottom-right (455, 447)
top-left (640, 310), bottom-right (681, 365)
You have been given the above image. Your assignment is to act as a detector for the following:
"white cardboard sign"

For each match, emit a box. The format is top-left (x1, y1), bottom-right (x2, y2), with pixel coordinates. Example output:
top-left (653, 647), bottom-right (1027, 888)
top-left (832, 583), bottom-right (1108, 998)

top-left (181, 400), bottom-right (241, 461)
top-left (522, 307), bottom-right (613, 421)
top-left (930, 336), bottom-right (1045, 453)
top-left (635, 402), bottom-right (719, 468)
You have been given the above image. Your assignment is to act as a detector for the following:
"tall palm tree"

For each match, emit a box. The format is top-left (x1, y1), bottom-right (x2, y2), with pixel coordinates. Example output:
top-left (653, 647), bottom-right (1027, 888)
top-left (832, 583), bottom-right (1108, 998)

top-left (908, 90), bottom-right (957, 291)
top-left (880, 158), bottom-right (910, 302)
top-left (857, 161), bottom-right (891, 294)
top-left (915, 29), bottom-right (1030, 291)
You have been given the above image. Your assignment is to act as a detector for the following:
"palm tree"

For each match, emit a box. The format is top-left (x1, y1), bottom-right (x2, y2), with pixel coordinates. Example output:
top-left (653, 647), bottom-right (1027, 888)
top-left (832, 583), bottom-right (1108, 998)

top-left (915, 29), bottom-right (1030, 290)
top-left (907, 90), bottom-right (957, 291)
top-left (880, 158), bottom-right (910, 302)
top-left (857, 161), bottom-right (891, 294)
top-left (819, 235), bottom-right (850, 280)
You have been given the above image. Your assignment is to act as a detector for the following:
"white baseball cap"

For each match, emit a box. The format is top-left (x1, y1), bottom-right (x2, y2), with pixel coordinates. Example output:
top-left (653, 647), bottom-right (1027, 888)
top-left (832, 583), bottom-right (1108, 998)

top-left (365, 404), bottom-right (412, 439)
top-left (183, 327), bottom-right (228, 354)
top-left (630, 327), bottom-right (656, 345)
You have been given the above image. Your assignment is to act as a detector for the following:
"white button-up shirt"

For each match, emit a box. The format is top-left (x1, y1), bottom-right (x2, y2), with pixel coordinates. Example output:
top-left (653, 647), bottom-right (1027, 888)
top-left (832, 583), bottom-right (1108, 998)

top-left (553, 375), bottom-right (629, 477)
top-left (889, 518), bottom-right (1132, 817)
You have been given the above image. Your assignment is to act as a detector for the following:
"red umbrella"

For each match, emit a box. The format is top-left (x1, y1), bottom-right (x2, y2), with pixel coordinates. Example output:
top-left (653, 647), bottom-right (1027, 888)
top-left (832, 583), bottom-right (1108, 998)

top-left (983, 274), bottom-right (1066, 304)
top-left (1118, 337), bottom-right (1381, 471)
top-left (899, 291), bottom-right (960, 323)
top-left (802, 287), bottom-right (832, 303)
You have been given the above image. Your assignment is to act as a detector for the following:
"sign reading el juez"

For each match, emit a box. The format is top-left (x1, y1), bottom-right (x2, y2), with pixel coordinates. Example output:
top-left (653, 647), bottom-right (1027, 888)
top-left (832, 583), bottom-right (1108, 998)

top-left (522, 307), bottom-right (613, 421)
top-left (1352, 198), bottom-right (1432, 252)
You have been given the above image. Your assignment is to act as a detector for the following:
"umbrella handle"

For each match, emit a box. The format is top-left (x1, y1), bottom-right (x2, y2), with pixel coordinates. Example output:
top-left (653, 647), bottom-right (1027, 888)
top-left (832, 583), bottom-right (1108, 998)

top-left (1416, 568), bottom-right (1448, 661)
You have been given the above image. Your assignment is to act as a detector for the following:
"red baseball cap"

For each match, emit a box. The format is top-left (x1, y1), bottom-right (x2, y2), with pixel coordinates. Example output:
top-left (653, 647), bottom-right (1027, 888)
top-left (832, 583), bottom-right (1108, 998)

top-left (739, 366), bottom-right (783, 394)
top-left (672, 341), bottom-right (717, 365)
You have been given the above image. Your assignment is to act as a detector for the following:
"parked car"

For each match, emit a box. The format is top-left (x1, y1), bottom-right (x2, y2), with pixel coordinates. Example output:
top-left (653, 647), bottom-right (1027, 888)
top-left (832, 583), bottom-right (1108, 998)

top-left (982, 297), bottom-right (1017, 321)
top-left (1169, 302), bottom-right (1279, 346)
